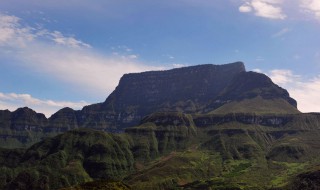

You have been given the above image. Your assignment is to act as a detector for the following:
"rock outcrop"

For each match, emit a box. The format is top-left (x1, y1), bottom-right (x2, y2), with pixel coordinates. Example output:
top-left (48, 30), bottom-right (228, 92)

top-left (0, 62), bottom-right (300, 148)
top-left (73, 62), bottom-right (298, 130)
top-left (1, 112), bottom-right (320, 189)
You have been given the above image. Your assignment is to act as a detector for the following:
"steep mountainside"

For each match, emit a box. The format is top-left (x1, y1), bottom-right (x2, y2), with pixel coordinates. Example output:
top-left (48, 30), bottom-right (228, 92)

top-left (80, 62), bottom-right (297, 129)
top-left (0, 62), bottom-right (300, 148)
top-left (1, 62), bottom-right (319, 190)
top-left (1, 112), bottom-right (320, 190)
top-left (0, 108), bottom-right (52, 148)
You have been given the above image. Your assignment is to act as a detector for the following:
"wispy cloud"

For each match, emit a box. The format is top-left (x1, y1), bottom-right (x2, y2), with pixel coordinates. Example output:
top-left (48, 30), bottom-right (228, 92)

top-left (0, 12), bottom-right (162, 115)
top-left (266, 69), bottom-right (320, 113)
top-left (0, 12), bottom-right (162, 95)
top-left (172, 63), bottom-right (186, 68)
top-left (300, 0), bottom-right (320, 19)
top-left (239, 0), bottom-right (286, 20)
top-left (239, 0), bottom-right (320, 21)
top-left (239, 4), bottom-right (253, 13)
top-left (0, 13), bottom-right (34, 47)
top-left (50, 31), bottom-right (91, 48)
top-left (21, 49), bottom-right (159, 96)
top-left (272, 27), bottom-right (290, 38)
top-left (0, 92), bottom-right (88, 117)
top-left (269, 70), bottom-right (299, 85)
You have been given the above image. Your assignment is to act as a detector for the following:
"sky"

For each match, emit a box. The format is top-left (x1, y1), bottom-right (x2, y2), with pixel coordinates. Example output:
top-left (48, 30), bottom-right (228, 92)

top-left (0, 0), bottom-right (319, 117)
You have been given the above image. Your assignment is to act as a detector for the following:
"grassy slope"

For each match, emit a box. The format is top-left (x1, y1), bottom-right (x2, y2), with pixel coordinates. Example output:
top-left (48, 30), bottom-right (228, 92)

top-left (124, 113), bottom-right (320, 190)
top-left (1, 112), bottom-right (320, 190)
top-left (59, 180), bottom-right (131, 190)
top-left (123, 148), bottom-right (316, 190)
top-left (211, 97), bottom-right (300, 115)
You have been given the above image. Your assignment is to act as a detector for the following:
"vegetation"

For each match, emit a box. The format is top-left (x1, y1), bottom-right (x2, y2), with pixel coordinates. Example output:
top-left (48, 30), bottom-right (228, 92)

top-left (59, 180), bottom-right (131, 190)
top-left (211, 96), bottom-right (300, 115)
top-left (0, 111), bottom-right (320, 189)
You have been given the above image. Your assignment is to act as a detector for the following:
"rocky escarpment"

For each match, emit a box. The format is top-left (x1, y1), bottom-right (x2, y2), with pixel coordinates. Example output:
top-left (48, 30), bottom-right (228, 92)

top-left (73, 62), bottom-right (298, 130)
top-left (0, 62), bottom-right (300, 148)
top-left (0, 129), bottom-right (135, 190)
top-left (216, 71), bottom-right (296, 106)
top-left (197, 113), bottom-right (320, 162)
top-left (79, 62), bottom-right (247, 129)
top-left (126, 112), bottom-right (197, 161)
top-left (0, 108), bottom-right (50, 148)
top-left (0, 112), bottom-right (198, 189)
top-left (1, 112), bottom-right (320, 189)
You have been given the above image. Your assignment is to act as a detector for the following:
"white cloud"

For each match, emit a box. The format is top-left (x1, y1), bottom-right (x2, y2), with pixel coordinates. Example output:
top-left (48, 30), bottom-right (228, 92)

top-left (252, 68), bottom-right (262, 73)
top-left (0, 92), bottom-right (88, 117)
top-left (21, 48), bottom-right (160, 96)
top-left (300, 0), bottom-right (320, 19)
top-left (50, 31), bottom-right (91, 48)
top-left (272, 27), bottom-right (290, 38)
top-left (239, 0), bottom-right (320, 21)
top-left (269, 69), bottom-right (300, 85)
top-left (239, 5), bottom-right (252, 13)
top-left (0, 12), bottom-right (162, 97)
top-left (0, 13), bottom-right (91, 49)
top-left (0, 14), bottom-right (18, 43)
top-left (0, 12), bottom-right (164, 115)
top-left (239, 0), bottom-right (286, 20)
top-left (266, 69), bottom-right (320, 113)
top-left (128, 54), bottom-right (138, 59)
top-left (172, 63), bottom-right (186, 68)
top-left (251, 0), bottom-right (286, 19)
top-left (0, 13), bottom-right (34, 47)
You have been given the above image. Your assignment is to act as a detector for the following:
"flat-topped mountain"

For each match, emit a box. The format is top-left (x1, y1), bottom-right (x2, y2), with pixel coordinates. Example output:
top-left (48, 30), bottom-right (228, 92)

top-left (106, 62), bottom-right (246, 107)
top-left (0, 62), bottom-right (299, 148)
top-left (80, 62), bottom-right (298, 129)
top-left (1, 62), bottom-right (319, 190)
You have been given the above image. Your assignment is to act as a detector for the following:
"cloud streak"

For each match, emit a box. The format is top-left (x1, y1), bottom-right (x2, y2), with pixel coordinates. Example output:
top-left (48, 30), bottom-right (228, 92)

top-left (239, 0), bottom-right (320, 21)
top-left (272, 28), bottom-right (290, 38)
top-left (300, 0), bottom-right (320, 19)
top-left (239, 0), bottom-right (286, 20)
top-left (267, 69), bottom-right (320, 113)
top-left (0, 12), bottom-right (162, 95)
top-left (0, 12), bottom-right (163, 115)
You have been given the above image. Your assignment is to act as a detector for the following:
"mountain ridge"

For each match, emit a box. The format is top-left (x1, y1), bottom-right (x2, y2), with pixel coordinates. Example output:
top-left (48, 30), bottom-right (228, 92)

top-left (1, 62), bottom-right (320, 190)
top-left (0, 62), bottom-right (300, 148)
top-left (1, 112), bottom-right (320, 189)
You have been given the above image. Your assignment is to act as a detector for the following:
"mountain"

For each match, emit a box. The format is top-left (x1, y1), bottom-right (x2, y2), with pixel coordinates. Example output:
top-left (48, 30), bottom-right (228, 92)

top-left (0, 62), bottom-right (299, 148)
top-left (1, 62), bottom-right (320, 190)
top-left (1, 112), bottom-right (320, 189)
top-left (80, 62), bottom-right (297, 129)
top-left (0, 108), bottom-right (49, 148)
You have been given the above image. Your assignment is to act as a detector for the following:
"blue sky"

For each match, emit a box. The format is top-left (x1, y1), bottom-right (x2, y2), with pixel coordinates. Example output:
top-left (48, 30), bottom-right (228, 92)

top-left (0, 0), bottom-right (320, 116)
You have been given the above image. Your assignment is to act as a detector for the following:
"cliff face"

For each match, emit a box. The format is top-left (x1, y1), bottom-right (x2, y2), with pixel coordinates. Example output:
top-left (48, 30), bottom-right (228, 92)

top-left (1, 112), bottom-right (320, 189)
top-left (216, 71), bottom-right (297, 106)
top-left (0, 62), bottom-right (318, 190)
top-left (106, 62), bottom-right (246, 109)
top-left (79, 62), bottom-right (247, 129)
top-left (78, 62), bottom-right (298, 130)
top-left (0, 62), bottom-right (300, 148)
top-left (0, 108), bottom-right (51, 148)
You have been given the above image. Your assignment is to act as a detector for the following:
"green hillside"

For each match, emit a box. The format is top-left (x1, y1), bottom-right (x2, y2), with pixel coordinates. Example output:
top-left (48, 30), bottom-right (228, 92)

top-left (211, 96), bottom-right (300, 115)
top-left (1, 112), bottom-right (320, 190)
